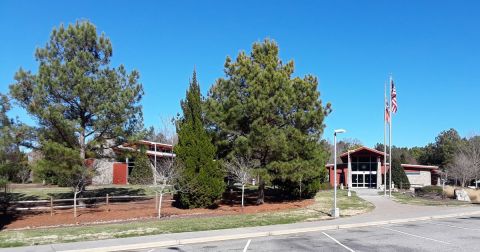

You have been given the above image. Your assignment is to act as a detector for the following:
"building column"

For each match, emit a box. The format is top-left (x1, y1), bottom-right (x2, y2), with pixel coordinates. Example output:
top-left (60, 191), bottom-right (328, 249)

top-left (377, 157), bottom-right (382, 189)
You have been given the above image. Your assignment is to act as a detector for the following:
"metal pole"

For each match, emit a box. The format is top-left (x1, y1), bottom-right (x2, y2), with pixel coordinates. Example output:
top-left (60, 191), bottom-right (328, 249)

top-left (384, 82), bottom-right (387, 196)
top-left (334, 132), bottom-right (338, 217)
top-left (154, 143), bottom-right (157, 185)
top-left (389, 76), bottom-right (393, 197)
top-left (347, 150), bottom-right (351, 197)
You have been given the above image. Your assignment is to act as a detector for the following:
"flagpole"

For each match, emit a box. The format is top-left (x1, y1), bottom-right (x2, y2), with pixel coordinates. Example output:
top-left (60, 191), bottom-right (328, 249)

top-left (384, 82), bottom-right (387, 196)
top-left (389, 75), bottom-right (393, 197)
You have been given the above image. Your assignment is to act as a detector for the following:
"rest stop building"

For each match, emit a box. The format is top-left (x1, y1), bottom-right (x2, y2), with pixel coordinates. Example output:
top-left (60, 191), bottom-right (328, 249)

top-left (326, 146), bottom-right (439, 189)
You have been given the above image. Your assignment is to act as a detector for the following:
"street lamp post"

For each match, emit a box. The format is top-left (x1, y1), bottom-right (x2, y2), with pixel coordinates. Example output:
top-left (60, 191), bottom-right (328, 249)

top-left (332, 129), bottom-right (346, 218)
top-left (347, 150), bottom-right (351, 197)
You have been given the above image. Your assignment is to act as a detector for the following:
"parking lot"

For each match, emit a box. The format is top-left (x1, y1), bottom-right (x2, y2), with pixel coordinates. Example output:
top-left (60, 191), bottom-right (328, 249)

top-left (136, 215), bottom-right (480, 252)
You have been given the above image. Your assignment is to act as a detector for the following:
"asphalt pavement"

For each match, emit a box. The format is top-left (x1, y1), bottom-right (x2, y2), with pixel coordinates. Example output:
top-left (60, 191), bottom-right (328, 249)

top-left (142, 214), bottom-right (480, 252)
top-left (4, 189), bottom-right (480, 252)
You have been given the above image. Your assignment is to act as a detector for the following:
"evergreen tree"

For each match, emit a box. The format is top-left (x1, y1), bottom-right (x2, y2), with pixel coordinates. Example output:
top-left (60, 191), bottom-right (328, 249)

top-left (205, 39), bottom-right (331, 202)
top-left (9, 21), bottom-right (144, 189)
top-left (129, 148), bottom-right (153, 185)
top-left (0, 94), bottom-right (31, 183)
top-left (175, 70), bottom-right (225, 208)
top-left (386, 155), bottom-right (410, 190)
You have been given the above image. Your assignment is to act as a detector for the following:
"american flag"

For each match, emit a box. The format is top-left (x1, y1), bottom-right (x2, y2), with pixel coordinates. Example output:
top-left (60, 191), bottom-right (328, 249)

top-left (391, 80), bottom-right (397, 113)
top-left (385, 100), bottom-right (390, 123)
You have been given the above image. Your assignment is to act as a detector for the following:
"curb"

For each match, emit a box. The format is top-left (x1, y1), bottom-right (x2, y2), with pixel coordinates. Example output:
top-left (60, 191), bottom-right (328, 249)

top-left (57, 210), bottom-right (480, 252)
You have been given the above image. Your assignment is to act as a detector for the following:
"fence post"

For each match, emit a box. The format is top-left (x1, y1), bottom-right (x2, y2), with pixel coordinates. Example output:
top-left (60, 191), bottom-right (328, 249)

top-left (155, 192), bottom-right (158, 211)
top-left (106, 194), bottom-right (109, 212)
top-left (50, 196), bottom-right (53, 216)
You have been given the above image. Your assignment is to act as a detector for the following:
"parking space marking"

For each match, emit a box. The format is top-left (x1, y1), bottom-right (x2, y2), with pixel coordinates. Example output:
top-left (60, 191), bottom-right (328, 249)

top-left (380, 227), bottom-right (452, 245)
top-left (242, 239), bottom-right (251, 252)
top-left (428, 221), bottom-right (480, 231)
top-left (322, 232), bottom-right (355, 252)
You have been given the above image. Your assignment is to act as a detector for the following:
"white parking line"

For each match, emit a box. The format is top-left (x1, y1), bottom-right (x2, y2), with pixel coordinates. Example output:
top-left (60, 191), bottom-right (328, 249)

top-left (428, 221), bottom-right (480, 231)
top-left (322, 232), bottom-right (355, 252)
top-left (380, 227), bottom-right (452, 245)
top-left (242, 239), bottom-right (252, 252)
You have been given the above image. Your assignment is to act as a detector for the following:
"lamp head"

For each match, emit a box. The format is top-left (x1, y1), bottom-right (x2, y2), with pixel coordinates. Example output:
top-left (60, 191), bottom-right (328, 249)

top-left (334, 129), bottom-right (346, 134)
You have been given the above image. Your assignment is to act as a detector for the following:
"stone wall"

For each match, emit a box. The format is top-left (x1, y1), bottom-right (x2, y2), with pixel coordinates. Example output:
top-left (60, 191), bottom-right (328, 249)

top-left (91, 159), bottom-right (114, 185)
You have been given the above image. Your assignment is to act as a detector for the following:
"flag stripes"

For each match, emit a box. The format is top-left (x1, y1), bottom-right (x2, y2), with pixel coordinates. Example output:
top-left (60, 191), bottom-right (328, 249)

top-left (385, 101), bottom-right (390, 123)
top-left (391, 80), bottom-right (397, 113)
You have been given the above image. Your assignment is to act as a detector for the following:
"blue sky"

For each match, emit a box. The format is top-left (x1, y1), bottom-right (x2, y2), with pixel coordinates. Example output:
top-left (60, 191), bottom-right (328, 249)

top-left (1, 0), bottom-right (479, 148)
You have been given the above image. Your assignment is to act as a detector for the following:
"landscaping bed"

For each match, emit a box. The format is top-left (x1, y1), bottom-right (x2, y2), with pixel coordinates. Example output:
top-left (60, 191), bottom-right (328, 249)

top-left (0, 190), bottom-right (373, 248)
top-left (1, 195), bottom-right (314, 230)
top-left (385, 186), bottom-right (473, 206)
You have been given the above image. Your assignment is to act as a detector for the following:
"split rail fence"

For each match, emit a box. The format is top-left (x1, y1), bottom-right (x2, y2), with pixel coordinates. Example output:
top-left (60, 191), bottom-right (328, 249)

top-left (11, 193), bottom-right (174, 216)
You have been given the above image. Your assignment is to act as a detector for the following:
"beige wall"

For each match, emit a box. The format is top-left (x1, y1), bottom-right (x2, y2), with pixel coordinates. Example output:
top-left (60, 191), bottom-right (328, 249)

top-left (406, 170), bottom-right (431, 188)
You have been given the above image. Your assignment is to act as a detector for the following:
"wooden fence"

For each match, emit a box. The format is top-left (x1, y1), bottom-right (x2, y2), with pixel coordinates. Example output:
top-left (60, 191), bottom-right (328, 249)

top-left (11, 193), bottom-right (174, 216)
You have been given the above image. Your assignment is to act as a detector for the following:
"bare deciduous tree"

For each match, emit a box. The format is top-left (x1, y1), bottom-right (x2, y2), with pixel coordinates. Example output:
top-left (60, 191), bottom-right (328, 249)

top-left (449, 152), bottom-right (475, 187)
top-left (151, 117), bottom-right (178, 218)
top-left (225, 156), bottom-right (259, 208)
top-left (153, 157), bottom-right (179, 218)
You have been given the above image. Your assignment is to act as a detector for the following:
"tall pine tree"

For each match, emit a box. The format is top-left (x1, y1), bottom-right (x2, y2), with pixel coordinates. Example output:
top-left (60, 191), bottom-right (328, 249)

top-left (205, 39), bottom-right (331, 202)
top-left (174, 70), bottom-right (225, 208)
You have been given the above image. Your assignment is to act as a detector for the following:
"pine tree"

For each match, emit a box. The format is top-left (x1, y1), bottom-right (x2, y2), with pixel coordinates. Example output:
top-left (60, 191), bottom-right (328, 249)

top-left (9, 21), bottom-right (144, 190)
top-left (205, 39), bottom-right (331, 202)
top-left (174, 70), bottom-right (225, 208)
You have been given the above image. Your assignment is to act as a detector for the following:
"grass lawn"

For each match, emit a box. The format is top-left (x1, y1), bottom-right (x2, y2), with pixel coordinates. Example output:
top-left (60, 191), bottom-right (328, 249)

top-left (382, 191), bottom-right (471, 206)
top-left (0, 190), bottom-right (373, 248)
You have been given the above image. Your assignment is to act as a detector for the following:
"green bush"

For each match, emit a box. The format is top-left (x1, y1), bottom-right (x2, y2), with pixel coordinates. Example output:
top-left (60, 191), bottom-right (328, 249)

top-left (129, 150), bottom-right (153, 185)
top-left (386, 158), bottom-right (410, 190)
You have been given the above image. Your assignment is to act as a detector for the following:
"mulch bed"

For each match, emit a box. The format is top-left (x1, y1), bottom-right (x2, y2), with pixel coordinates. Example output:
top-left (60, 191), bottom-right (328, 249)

top-left (1, 195), bottom-right (314, 230)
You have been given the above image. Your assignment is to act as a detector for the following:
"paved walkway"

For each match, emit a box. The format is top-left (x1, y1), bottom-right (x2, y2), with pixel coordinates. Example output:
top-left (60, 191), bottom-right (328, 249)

top-left (5, 189), bottom-right (480, 252)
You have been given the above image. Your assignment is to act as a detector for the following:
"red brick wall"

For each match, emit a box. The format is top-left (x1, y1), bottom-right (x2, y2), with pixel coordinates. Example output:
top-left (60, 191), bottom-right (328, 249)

top-left (113, 163), bottom-right (128, 185)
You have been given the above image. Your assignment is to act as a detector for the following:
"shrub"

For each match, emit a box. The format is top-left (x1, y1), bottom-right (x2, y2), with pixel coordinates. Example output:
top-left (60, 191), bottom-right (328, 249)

top-left (415, 185), bottom-right (443, 197)
top-left (386, 158), bottom-right (410, 190)
top-left (129, 150), bottom-right (153, 185)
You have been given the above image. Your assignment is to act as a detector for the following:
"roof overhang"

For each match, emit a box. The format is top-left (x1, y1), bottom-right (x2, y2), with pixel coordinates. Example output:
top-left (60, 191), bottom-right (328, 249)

top-left (401, 164), bottom-right (439, 170)
top-left (339, 146), bottom-right (388, 158)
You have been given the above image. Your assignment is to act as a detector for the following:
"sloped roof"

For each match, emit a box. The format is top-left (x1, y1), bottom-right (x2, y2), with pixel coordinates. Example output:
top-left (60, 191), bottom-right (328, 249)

top-left (339, 146), bottom-right (388, 158)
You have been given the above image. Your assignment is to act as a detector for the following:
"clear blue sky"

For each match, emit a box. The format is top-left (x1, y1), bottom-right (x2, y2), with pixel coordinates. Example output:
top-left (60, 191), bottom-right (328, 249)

top-left (1, 0), bottom-right (479, 148)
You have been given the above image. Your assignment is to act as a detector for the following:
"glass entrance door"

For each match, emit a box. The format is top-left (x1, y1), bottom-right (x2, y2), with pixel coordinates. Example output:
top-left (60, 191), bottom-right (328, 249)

top-left (352, 172), bottom-right (377, 188)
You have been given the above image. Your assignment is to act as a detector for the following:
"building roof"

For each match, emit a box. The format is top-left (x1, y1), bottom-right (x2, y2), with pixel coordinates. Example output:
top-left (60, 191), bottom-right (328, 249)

top-left (135, 140), bottom-right (173, 148)
top-left (401, 164), bottom-right (439, 170)
top-left (115, 140), bottom-right (175, 158)
top-left (339, 146), bottom-right (388, 158)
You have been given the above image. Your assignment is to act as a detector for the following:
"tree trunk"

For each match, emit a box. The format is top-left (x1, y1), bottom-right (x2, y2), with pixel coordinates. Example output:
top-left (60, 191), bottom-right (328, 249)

top-left (73, 189), bottom-right (78, 218)
top-left (158, 192), bottom-right (163, 219)
top-left (78, 128), bottom-right (86, 160)
top-left (257, 180), bottom-right (265, 205)
top-left (241, 184), bottom-right (245, 208)
top-left (299, 179), bottom-right (302, 199)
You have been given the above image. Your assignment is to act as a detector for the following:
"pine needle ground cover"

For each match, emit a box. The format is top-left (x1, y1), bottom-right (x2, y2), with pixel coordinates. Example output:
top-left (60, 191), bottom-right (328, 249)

top-left (0, 190), bottom-right (373, 248)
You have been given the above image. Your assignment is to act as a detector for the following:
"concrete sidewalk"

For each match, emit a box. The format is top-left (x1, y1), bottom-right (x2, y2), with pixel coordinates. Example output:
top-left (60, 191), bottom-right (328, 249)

top-left (4, 189), bottom-right (480, 252)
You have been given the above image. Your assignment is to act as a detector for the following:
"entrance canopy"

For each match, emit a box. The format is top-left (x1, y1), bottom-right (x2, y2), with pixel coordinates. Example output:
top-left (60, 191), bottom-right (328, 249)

top-left (339, 146), bottom-right (388, 164)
